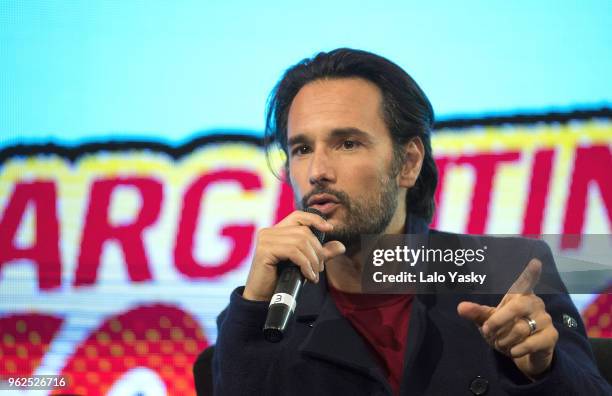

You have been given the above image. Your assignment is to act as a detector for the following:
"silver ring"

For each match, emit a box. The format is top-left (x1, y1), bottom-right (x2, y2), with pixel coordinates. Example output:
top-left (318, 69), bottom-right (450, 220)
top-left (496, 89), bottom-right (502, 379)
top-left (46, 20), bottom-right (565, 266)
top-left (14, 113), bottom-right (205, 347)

top-left (522, 317), bottom-right (537, 335)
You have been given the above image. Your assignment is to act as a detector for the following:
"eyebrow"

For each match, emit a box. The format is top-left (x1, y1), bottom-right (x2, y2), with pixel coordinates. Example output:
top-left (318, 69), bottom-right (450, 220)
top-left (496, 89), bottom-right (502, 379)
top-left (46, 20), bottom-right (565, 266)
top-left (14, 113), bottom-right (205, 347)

top-left (287, 127), bottom-right (374, 147)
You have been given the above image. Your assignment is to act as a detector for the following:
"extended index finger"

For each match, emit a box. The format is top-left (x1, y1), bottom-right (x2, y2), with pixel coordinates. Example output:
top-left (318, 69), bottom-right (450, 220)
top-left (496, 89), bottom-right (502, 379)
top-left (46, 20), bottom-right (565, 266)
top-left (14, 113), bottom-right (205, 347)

top-left (507, 258), bottom-right (542, 295)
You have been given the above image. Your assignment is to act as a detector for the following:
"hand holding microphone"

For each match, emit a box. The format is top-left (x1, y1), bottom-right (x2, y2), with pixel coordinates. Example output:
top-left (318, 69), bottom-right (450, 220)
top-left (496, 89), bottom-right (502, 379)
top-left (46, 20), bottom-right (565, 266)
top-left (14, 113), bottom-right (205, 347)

top-left (242, 209), bottom-right (346, 341)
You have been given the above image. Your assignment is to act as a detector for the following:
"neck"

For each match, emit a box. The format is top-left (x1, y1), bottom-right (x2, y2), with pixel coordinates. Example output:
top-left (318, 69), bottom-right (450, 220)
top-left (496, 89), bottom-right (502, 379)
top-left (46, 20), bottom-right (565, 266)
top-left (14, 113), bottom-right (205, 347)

top-left (326, 212), bottom-right (408, 293)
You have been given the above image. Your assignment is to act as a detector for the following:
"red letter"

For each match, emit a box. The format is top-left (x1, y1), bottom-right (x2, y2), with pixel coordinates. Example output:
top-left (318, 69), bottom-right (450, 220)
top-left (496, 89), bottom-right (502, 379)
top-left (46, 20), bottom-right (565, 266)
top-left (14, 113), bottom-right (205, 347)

top-left (522, 149), bottom-right (555, 235)
top-left (58, 305), bottom-right (208, 395)
top-left (75, 177), bottom-right (162, 286)
top-left (562, 145), bottom-right (612, 248)
top-left (174, 170), bottom-right (261, 278)
top-left (581, 286), bottom-right (612, 338)
top-left (0, 314), bottom-right (63, 379)
top-left (0, 181), bottom-right (61, 290)
top-left (456, 152), bottom-right (520, 234)
top-left (430, 156), bottom-right (451, 228)
top-left (273, 174), bottom-right (295, 224)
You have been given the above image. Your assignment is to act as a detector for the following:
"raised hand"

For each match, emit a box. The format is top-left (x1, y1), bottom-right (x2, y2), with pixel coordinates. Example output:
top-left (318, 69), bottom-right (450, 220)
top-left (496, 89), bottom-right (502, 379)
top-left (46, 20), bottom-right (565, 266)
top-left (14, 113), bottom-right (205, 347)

top-left (457, 259), bottom-right (558, 379)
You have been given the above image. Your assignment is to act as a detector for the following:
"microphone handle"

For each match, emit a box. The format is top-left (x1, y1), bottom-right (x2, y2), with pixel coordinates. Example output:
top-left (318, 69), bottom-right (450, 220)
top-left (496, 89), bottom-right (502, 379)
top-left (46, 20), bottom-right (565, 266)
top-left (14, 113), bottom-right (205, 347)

top-left (263, 207), bottom-right (326, 343)
top-left (263, 262), bottom-right (304, 343)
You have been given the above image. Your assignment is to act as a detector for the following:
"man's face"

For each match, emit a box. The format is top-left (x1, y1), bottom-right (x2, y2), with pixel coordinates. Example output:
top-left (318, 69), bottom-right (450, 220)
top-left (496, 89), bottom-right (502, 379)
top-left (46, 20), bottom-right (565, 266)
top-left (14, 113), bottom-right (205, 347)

top-left (286, 77), bottom-right (406, 247)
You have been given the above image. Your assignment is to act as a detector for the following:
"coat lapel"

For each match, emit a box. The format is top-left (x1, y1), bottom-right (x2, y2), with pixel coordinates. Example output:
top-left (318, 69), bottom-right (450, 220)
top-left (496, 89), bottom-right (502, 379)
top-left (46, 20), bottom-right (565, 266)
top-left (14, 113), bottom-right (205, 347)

top-left (296, 275), bottom-right (389, 387)
top-left (401, 213), bottom-right (430, 386)
top-left (399, 294), bottom-right (432, 395)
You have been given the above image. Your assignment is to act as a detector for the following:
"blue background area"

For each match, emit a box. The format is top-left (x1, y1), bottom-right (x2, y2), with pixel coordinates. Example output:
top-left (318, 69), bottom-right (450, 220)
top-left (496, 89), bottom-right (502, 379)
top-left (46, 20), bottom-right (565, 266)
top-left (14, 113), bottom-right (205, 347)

top-left (1, 1), bottom-right (611, 146)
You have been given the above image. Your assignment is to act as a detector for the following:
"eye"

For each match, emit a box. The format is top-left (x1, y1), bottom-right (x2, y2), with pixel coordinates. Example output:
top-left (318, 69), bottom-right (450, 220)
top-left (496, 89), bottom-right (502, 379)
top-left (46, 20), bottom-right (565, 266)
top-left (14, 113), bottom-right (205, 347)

top-left (341, 140), bottom-right (360, 150)
top-left (291, 145), bottom-right (312, 156)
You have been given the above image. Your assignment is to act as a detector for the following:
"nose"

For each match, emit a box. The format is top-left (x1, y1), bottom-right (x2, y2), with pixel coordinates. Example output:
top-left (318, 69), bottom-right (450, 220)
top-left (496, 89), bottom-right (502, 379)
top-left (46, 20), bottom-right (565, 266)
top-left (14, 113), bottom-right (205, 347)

top-left (308, 148), bottom-right (336, 185)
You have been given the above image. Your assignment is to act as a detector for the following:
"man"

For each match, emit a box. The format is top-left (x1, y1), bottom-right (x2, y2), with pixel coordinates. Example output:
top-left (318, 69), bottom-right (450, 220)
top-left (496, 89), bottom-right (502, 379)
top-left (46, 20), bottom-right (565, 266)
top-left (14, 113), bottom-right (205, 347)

top-left (211, 48), bottom-right (610, 395)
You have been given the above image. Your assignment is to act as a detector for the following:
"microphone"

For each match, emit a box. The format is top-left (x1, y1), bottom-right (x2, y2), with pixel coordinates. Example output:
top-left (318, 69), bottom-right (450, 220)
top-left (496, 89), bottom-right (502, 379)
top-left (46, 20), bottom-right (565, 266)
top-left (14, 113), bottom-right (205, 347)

top-left (263, 207), bottom-right (326, 343)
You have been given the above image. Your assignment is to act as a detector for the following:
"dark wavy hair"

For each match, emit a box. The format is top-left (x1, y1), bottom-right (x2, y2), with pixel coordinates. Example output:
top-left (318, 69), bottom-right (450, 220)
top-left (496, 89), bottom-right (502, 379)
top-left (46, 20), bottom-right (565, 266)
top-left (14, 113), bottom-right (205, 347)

top-left (264, 48), bottom-right (437, 222)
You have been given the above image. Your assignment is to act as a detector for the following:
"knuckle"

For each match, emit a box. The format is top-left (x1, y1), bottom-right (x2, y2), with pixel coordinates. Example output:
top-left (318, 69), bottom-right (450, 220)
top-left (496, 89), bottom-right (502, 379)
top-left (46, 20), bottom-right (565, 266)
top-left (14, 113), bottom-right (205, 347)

top-left (522, 294), bottom-right (535, 306)
top-left (552, 328), bottom-right (559, 342)
top-left (508, 297), bottom-right (522, 309)
top-left (508, 301), bottom-right (522, 315)
top-left (290, 246), bottom-right (302, 257)
top-left (291, 231), bottom-right (304, 244)
top-left (256, 228), bottom-right (268, 240)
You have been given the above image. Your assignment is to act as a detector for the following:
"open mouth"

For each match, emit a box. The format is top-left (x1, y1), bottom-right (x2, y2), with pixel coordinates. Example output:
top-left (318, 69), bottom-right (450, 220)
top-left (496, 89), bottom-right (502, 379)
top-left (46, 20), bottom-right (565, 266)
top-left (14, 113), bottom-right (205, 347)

top-left (307, 194), bottom-right (341, 215)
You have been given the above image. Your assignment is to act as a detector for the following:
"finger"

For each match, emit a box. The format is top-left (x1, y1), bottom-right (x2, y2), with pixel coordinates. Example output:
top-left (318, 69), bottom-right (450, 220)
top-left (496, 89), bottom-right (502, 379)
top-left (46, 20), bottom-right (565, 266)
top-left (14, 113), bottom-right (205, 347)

top-left (496, 312), bottom-right (552, 352)
top-left (507, 258), bottom-right (542, 295)
top-left (302, 233), bottom-right (327, 274)
top-left (259, 226), bottom-right (325, 278)
top-left (490, 319), bottom-right (517, 349)
top-left (270, 226), bottom-right (326, 268)
top-left (281, 230), bottom-right (324, 279)
top-left (509, 327), bottom-right (558, 359)
top-left (265, 237), bottom-right (319, 282)
top-left (457, 301), bottom-right (496, 326)
top-left (483, 295), bottom-right (535, 336)
top-left (285, 246), bottom-right (319, 282)
top-left (322, 241), bottom-right (346, 262)
top-left (277, 210), bottom-right (333, 232)
top-left (280, 226), bottom-right (342, 273)
top-left (298, 226), bottom-right (332, 273)
top-left (494, 320), bottom-right (532, 352)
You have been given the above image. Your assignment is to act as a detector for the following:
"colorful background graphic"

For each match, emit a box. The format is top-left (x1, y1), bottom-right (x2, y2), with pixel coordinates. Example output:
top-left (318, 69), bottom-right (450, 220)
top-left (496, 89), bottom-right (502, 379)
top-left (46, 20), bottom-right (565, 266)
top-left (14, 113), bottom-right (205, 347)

top-left (1, 1), bottom-right (611, 395)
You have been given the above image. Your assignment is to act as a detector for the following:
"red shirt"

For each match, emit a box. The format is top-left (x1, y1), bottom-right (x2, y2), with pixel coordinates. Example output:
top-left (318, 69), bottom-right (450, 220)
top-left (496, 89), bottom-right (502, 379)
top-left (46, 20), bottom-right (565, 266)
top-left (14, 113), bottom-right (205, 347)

top-left (329, 286), bottom-right (413, 395)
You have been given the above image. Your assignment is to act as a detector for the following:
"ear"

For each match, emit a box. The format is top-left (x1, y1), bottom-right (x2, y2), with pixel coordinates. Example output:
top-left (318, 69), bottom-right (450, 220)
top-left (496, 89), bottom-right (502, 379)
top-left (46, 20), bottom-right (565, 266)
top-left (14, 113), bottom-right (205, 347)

top-left (398, 137), bottom-right (424, 189)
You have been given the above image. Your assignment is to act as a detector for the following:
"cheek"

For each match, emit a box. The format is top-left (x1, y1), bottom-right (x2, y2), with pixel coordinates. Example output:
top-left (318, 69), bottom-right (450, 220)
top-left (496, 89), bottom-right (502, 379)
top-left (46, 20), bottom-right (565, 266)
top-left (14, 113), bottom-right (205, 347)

top-left (344, 163), bottom-right (388, 189)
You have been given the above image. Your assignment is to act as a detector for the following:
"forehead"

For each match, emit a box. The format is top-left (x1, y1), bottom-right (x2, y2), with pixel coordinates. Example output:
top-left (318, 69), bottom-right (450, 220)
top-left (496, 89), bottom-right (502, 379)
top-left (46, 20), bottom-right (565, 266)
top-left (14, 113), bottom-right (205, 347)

top-left (287, 77), bottom-right (389, 141)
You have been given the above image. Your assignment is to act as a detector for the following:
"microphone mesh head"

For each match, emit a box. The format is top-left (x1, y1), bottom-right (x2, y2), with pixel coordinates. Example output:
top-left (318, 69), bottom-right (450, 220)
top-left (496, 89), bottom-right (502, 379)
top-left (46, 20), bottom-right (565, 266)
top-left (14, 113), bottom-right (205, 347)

top-left (305, 207), bottom-right (327, 243)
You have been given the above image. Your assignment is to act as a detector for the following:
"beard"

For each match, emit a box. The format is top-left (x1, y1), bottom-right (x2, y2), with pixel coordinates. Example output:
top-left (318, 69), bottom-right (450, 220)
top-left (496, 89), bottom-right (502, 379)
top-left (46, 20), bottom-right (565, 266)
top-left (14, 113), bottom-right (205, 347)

top-left (298, 174), bottom-right (400, 249)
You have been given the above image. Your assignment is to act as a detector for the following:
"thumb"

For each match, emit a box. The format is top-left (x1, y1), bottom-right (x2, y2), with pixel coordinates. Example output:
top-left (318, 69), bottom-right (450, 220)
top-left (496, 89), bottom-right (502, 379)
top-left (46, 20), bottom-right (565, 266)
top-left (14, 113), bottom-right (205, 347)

top-left (322, 241), bottom-right (346, 259)
top-left (457, 301), bottom-right (495, 326)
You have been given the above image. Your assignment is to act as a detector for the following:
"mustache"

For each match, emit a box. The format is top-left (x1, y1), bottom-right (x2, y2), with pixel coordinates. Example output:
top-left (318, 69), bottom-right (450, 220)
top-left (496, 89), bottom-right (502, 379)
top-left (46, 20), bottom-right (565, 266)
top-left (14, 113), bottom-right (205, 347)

top-left (300, 187), bottom-right (351, 210)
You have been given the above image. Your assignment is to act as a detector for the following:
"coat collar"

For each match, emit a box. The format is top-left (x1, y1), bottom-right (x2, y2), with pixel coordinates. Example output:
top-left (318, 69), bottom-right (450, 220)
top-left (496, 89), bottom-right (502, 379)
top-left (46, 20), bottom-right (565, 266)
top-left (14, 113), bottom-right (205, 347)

top-left (294, 214), bottom-right (431, 391)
